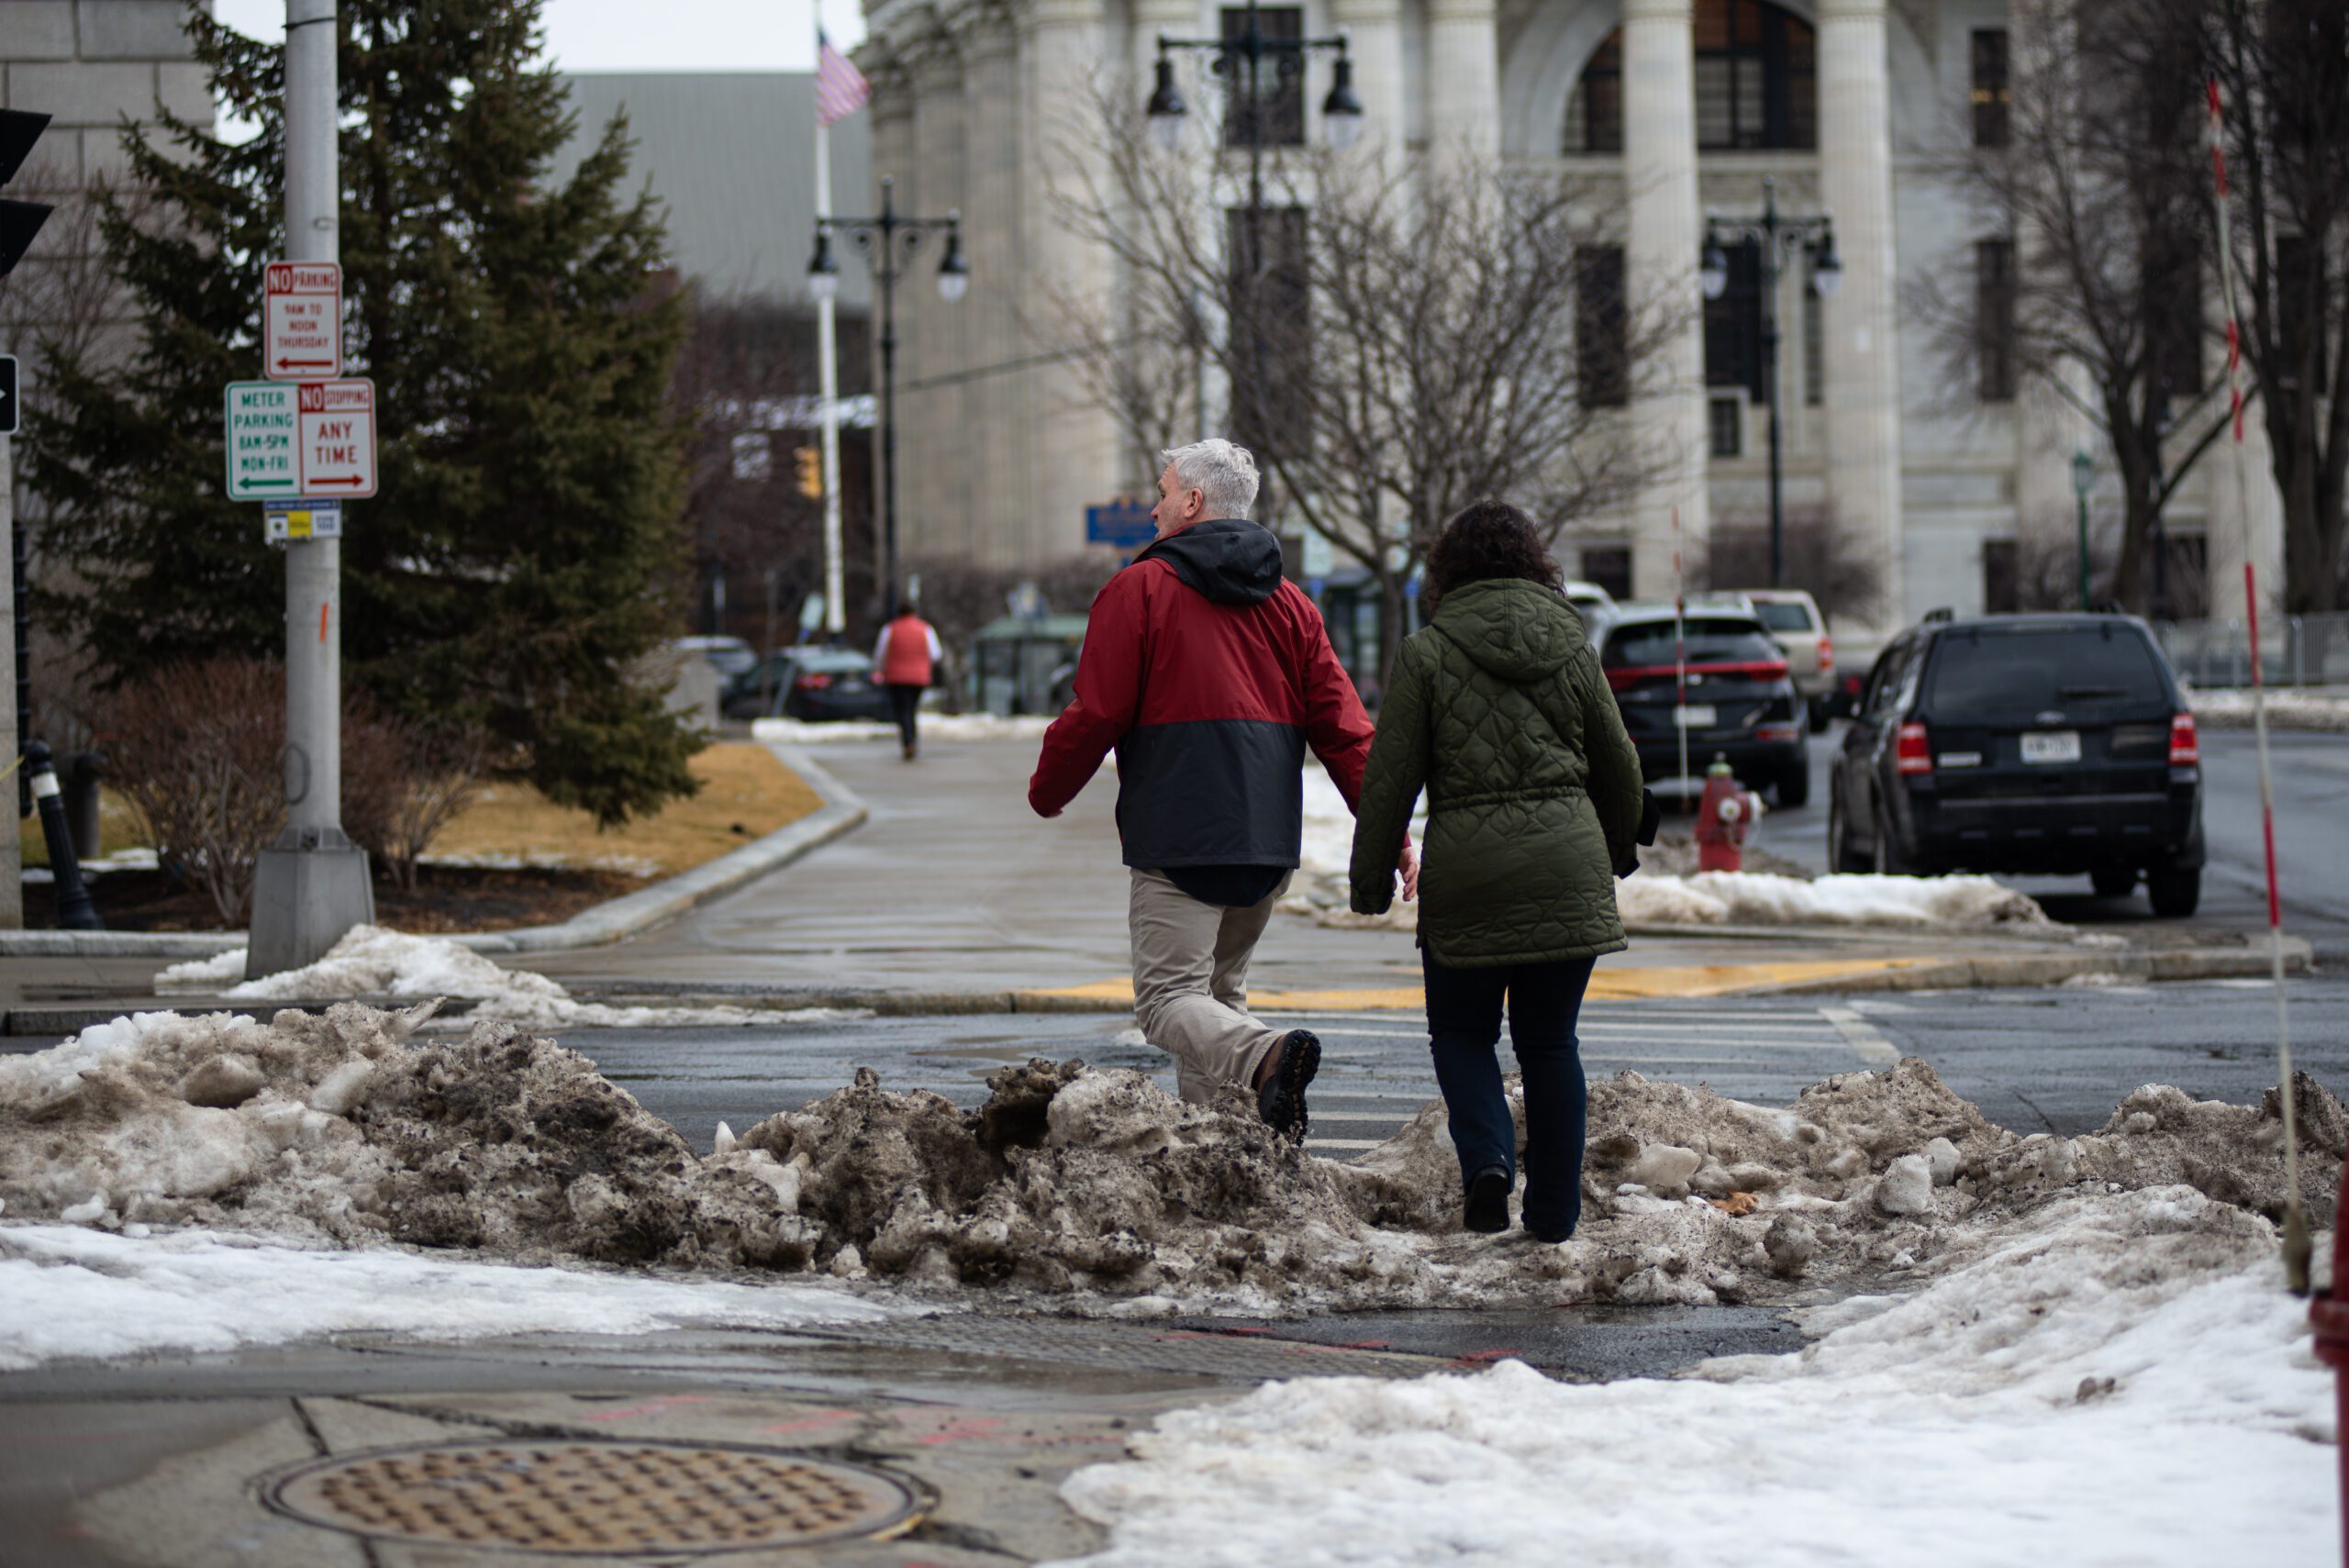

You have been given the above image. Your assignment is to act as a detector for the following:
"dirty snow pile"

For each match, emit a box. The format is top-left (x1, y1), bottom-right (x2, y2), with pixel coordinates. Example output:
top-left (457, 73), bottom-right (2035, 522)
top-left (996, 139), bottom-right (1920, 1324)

top-left (1048, 1195), bottom-right (2330, 1568)
top-left (751, 714), bottom-right (1053, 745)
top-left (2189, 684), bottom-right (2349, 732)
top-left (0, 1223), bottom-right (896, 1369)
top-left (151, 925), bottom-right (843, 1029)
top-left (1, 1001), bottom-right (2336, 1322)
top-left (1615, 870), bottom-right (2051, 929)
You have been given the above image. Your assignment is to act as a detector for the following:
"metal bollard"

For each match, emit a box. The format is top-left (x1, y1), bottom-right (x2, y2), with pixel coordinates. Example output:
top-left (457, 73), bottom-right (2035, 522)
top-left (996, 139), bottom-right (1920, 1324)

top-left (24, 741), bottom-right (101, 930)
top-left (2310, 1155), bottom-right (2349, 1568)
top-left (61, 750), bottom-right (102, 862)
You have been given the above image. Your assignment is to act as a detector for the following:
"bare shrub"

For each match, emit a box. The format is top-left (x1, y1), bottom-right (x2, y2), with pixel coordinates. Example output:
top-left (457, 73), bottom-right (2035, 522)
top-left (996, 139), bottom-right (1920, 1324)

top-left (104, 659), bottom-right (284, 926)
top-left (901, 550), bottom-right (1121, 674)
top-left (340, 695), bottom-right (491, 893)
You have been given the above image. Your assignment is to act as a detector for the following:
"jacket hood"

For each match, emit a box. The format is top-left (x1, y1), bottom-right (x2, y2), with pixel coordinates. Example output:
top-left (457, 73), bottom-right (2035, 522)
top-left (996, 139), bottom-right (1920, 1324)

top-left (1430, 578), bottom-right (1590, 682)
top-left (1138, 518), bottom-right (1284, 606)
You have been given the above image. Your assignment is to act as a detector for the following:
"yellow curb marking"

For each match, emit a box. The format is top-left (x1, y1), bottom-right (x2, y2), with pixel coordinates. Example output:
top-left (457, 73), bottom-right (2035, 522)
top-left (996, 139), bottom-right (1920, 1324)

top-left (1022, 958), bottom-right (1931, 1013)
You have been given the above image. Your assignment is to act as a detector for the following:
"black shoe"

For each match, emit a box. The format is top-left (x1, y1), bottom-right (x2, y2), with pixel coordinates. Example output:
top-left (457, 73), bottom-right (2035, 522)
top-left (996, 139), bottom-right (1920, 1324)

top-left (1255, 1030), bottom-right (1320, 1143)
top-left (1464, 1167), bottom-right (1512, 1233)
top-left (1524, 1220), bottom-right (1575, 1244)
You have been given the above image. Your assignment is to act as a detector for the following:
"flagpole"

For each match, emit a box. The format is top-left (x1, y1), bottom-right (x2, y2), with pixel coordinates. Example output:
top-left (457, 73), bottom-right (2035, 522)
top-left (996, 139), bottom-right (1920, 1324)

top-left (814, 20), bottom-right (847, 639)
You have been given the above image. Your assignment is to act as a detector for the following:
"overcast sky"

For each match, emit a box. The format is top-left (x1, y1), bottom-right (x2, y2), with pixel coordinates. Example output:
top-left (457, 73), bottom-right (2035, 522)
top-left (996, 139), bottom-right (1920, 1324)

top-left (211, 0), bottom-right (869, 72)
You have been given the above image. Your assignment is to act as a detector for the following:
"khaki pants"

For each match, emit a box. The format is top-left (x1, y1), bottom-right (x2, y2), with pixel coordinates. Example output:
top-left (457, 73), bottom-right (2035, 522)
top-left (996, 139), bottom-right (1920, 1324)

top-left (1128, 868), bottom-right (1293, 1104)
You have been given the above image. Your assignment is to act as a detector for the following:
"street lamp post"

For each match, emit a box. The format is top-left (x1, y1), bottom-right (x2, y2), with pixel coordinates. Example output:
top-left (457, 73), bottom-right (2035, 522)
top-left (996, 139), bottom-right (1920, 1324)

top-left (808, 176), bottom-right (965, 609)
top-left (1699, 177), bottom-right (1840, 590)
top-left (2072, 447), bottom-right (2095, 612)
top-left (1144, 0), bottom-right (1362, 467)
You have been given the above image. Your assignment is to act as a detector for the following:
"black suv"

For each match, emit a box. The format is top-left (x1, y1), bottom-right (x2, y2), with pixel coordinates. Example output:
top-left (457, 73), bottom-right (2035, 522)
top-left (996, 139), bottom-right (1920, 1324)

top-left (1600, 606), bottom-right (1811, 805)
top-left (1828, 612), bottom-right (2204, 915)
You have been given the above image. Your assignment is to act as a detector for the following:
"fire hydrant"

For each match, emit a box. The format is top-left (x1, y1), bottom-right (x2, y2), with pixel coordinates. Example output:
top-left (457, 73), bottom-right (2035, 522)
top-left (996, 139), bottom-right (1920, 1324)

top-left (2309, 1160), bottom-right (2349, 1566)
top-left (1694, 756), bottom-right (1760, 873)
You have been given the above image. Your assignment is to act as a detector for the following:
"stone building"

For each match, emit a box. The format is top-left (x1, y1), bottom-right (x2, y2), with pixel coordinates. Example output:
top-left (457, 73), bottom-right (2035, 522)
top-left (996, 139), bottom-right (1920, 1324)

top-left (858, 0), bottom-right (2286, 632)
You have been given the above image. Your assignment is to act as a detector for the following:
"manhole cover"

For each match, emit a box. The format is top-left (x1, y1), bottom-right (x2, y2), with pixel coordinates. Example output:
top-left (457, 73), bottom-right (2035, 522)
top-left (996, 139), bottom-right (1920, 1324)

top-left (262, 1440), bottom-right (924, 1556)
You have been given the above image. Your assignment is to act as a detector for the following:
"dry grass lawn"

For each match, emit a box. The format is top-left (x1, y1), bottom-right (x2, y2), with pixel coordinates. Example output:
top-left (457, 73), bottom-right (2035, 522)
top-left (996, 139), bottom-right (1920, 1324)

top-left (429, 743), bottom-right (824, 877)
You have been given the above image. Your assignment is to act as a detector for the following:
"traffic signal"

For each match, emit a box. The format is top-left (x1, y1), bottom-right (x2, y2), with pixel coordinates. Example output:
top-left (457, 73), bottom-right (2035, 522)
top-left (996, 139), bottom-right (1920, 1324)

top-left (0, 110), bottom-right (54, 279)
top-left (795, 445), bottom-right (822, 499)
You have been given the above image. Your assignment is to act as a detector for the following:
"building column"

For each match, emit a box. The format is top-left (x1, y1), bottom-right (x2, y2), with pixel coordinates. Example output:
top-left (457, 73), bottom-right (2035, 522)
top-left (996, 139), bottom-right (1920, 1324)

top-left (960, 6), bottom-right (1030, 569)
top-left (1817, 0), bottom-right (1904, 626)
top-left (1621, 0), bottom-right (1707, 599)
top-left (1424, 0), bottom-right (1499, 169)
top-left (906, 36), bottom-right (969, 567)
top-left (1019, 0), bottom-right (1121, 568)
top-left (1330, 0), bottom-right (1408, 169)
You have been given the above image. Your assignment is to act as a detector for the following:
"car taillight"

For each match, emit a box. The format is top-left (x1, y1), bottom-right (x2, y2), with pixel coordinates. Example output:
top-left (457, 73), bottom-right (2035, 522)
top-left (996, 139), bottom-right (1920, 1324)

top-left (2169, 711), bottom-right (2199, 765)
top-left (1817, 635), bottom-right (1834, 673)
top-left (1605, 667), bottom-right (1638, 693)
top-left (796, 673), bottom-right (833, 690)
top-left (1896, 721), bottom-right (1932, 775)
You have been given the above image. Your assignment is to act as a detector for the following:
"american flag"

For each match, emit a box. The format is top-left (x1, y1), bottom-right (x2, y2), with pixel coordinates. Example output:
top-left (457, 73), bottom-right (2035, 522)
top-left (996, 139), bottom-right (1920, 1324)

top-left (815, 29), bottom-right (870, 127)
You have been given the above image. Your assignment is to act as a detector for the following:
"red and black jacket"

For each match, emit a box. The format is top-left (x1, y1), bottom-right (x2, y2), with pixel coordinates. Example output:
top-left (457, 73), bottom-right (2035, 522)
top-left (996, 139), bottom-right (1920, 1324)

top-left (1029, 518), bottom-right (1374, 869)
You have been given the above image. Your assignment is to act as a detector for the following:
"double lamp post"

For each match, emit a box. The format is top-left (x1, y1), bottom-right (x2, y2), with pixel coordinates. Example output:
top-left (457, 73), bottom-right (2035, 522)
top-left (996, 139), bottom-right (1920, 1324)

top-left (807, 177), bottom-right (966, 611)
top-left (1698, 176), bottom-right (1841, 591)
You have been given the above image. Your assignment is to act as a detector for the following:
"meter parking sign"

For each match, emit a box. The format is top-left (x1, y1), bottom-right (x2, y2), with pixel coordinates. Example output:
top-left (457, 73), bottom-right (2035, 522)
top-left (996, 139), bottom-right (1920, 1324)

top-left (226, 378), bottom-right (376, 501)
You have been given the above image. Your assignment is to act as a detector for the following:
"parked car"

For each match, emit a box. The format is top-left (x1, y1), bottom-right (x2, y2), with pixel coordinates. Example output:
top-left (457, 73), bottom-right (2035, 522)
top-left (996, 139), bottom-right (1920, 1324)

top-left (722, 646), bottom-right (896, 723)
top-left (1735, 589), bottom-right (1836, 729)
top-left (1828, 611), bottom-right (2204, 915)
top-left (1564, 579), bottom-right (1618, 639)
top-left (1598, 605), bottom-right (1810, 805)
top-left (671, 634), bottom-right (757, 682)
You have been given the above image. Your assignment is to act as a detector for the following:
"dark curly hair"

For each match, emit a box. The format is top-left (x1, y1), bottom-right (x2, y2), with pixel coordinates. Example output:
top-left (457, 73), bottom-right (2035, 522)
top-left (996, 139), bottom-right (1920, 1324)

top-left (1423, 500), bottom-right (1563, 606)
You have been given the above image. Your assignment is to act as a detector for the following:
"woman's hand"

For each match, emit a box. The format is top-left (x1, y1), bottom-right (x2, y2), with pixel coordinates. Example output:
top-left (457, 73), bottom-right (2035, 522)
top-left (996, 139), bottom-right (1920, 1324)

top-left (1397, 837), bottom-right (1420, 901)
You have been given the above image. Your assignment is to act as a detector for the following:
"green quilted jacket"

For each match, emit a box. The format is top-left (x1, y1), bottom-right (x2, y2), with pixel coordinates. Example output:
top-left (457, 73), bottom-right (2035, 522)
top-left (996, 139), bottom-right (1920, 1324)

top-left (1348, 577), bottom-right (1643, 966)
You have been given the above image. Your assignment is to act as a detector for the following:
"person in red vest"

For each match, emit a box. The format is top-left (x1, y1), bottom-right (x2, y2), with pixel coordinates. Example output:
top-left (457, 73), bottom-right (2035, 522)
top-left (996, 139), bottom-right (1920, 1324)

top-left (874, 600), bottom-right (942, 760)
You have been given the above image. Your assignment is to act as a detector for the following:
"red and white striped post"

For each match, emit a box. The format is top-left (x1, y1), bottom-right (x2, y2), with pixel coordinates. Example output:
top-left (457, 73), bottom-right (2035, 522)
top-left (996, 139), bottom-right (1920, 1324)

top-left (2206, 79), bottom-right (2310, 1299)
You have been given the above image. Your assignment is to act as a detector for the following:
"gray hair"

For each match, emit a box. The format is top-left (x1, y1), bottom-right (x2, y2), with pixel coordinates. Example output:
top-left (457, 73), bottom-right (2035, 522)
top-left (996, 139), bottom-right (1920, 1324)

top-left (1159, 439), bottom-right (1260, 520)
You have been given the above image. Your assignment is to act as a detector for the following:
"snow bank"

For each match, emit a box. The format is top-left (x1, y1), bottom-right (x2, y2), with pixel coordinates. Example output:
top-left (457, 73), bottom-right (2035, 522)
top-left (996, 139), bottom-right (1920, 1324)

top-left (1618, 871), bottom-right (2052, 929)
top-left (3, 1000), bottom-right (2335, 1319)
top-left (751, 714), bottom-right (1053, 744)
top-left (0, 1223), bottom-right (896, 1369)
top-left (153, 925), bottom-right (837, 1029)
top-left (1048, 1193), bottom-right (2330, 1568)
top-left (2189, 684), bottom-right (2349, 733)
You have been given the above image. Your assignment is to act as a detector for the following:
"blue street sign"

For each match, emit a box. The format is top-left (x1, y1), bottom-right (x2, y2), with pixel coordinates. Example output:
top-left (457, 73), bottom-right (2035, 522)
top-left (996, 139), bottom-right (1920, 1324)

top-left (1085, 496), bottom-right (1156, 550)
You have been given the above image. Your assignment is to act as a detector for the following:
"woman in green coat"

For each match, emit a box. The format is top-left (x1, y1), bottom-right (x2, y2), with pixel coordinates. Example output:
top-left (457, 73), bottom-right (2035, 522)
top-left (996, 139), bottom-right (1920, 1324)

top-left (1349, 501), bottom-right (1643, 1240)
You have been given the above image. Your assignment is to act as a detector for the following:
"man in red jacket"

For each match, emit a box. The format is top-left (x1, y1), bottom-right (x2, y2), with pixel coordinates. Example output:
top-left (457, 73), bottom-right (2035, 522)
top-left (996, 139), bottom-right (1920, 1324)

top-left (1030, 439), bottom-right (1414, 1142)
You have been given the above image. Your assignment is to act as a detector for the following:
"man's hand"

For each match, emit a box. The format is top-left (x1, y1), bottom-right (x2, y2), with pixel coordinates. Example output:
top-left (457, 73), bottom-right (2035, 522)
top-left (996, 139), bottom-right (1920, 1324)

top-left (1397, 838), bottom-right (1419, 902)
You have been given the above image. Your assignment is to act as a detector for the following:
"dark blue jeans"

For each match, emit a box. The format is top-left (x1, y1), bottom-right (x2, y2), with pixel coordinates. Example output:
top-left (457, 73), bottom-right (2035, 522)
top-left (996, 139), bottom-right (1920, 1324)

top-left (1421, 951), bottom-right (1597, 1240)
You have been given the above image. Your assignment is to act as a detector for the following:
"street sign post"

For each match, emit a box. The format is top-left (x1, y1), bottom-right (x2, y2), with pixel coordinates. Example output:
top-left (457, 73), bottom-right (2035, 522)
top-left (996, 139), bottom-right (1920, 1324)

top-left (225, 378), bottom-right (375, 501)
top-left (263, 260), bottom-right (341, 380)
top-left (1085, 496), bottom-right (1156, 550)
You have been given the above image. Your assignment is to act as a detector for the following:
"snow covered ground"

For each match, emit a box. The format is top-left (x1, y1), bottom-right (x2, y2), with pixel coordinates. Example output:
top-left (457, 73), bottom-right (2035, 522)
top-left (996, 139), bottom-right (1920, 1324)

top-left (1290, 765), bottom-right (2050, 931)
top-left (153, 925), bottom-right (865, 1029)
top-left (751, 714), bottom-right (1054, 744)
top-left (2189, 685), bottom-right (2349, 732)
top-left (1050, 1192), bottom-right (2333, 1568)
top-left (0, 1223), bottom-right (899, 1369)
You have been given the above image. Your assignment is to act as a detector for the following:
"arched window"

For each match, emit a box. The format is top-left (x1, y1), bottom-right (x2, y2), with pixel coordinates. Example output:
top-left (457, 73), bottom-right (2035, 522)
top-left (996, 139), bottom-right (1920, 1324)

top-left (1564, 0), bottom-right (1818, 154)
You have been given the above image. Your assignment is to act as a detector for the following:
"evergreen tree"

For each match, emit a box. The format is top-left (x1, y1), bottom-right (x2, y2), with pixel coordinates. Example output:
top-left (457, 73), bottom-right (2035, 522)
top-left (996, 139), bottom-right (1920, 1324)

top-left (27, 1), bottom-right (698, 826)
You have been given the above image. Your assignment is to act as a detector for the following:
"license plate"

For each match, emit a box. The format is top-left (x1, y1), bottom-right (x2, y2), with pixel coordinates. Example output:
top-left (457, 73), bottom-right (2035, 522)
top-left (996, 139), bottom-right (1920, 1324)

top-left (1673, 705), bottom-right (1717, 728)
top-left (2021, 730), bottom-right (2081, 764)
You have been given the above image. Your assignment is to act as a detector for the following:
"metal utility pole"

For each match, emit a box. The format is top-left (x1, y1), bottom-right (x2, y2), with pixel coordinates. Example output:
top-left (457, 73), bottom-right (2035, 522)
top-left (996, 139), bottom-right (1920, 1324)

top-left (0, 432), bottom-right (17, 929)
top-left (1699, 178), bottom-right (1841, 588)
top-left (808, 177), bottom-right (965, 608)
top-left (247, 0), bottom-right (373, 976)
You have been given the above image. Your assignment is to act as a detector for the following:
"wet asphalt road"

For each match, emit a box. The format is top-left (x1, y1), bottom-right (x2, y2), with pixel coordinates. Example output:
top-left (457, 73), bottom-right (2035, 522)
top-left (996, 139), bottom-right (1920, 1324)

top-left (567, 973), bottom-right (2349, 1159)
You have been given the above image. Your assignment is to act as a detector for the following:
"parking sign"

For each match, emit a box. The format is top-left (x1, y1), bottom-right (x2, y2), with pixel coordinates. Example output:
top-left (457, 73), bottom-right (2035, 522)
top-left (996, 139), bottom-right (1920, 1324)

top-left (263, 261), bottom-right (341, 381)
